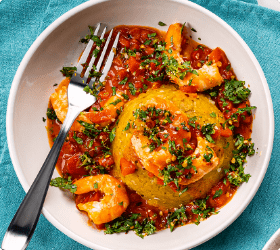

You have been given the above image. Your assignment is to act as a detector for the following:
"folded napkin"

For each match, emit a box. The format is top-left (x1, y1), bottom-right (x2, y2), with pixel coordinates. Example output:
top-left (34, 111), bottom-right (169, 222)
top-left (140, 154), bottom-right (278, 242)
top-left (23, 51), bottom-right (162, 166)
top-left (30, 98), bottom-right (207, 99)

top-left (0, 0), bottom-right (279, 249)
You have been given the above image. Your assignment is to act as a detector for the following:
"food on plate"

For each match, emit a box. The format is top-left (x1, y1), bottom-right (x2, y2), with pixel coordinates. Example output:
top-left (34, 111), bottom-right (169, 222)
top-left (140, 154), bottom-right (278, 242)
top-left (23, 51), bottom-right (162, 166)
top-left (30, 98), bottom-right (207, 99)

top-left (47, 23), bottom-right (256, 237)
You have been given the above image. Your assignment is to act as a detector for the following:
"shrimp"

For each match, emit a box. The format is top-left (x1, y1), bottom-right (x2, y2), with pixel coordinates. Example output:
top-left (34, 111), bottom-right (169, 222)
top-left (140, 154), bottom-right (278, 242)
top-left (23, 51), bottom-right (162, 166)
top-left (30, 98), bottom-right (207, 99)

top-left (74, 175), bottom-right (129, 225)
top-left (130, 97), bottom-right (192, 181)
top-left (130, 97), bottom-right (219, 185)
top-left (132, 134), bottom-right (220, 185)
top-left (165, 23), bottom-right (223, 92)
top-left (131, 132), bottom-right (172, 175)
top-left (50, 79), bottom-right (125, 131)
top-left (180, 136), bottom-right (220, 185)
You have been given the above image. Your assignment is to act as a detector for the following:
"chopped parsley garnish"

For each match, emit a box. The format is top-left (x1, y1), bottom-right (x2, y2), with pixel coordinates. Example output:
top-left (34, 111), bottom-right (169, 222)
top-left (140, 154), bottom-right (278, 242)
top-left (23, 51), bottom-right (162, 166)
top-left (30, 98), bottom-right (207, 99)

top-left (223, 79), bottom-right (251, 104)
top-left (105, 213), bottom-right (156, 238)
top-left (109, 127), bottom-right (116, 142)
top-left (60, 66), bottom-right (77, 77)
top-left (46, 108), bottom-right (58, 120)
top-left (225, 134), bottom-right (255, 186)
top-left (73, 132), bottom-right (83, 145)
top-left (119, 77), bottom-right (128, 85)
top-left (210, 112), bottom-right (216, 118)
top-left (128, 82), bottom-right (137, 95)
top-left (201, 123), bottom-right (216, 143)
top-left (123, 122), bottom-right (130, 131)
top-left (158, 21), bottom-right (167, 26)
top-left (50, 176), bottom-right (77, 193)
top-left (110, 98), bottom-right (122, 106)
top-left (121, 93), bottom-right (129, 100)
top-left (213, 189), bottom-right (223, 199)
top-left (167, 207), bottom-right (187, 232)
top-left (188, 116), bottom-right (197, 128)
top-left (112, 86), bottom-right (116, 96)
top-left (191, 196), bottom-right (217, 225)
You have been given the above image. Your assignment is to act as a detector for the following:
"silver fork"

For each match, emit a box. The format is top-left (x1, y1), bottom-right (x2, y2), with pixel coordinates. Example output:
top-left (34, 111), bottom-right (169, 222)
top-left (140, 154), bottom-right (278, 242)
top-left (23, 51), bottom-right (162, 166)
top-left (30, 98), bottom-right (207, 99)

top-left (1, 23), bottom-right (120, 250)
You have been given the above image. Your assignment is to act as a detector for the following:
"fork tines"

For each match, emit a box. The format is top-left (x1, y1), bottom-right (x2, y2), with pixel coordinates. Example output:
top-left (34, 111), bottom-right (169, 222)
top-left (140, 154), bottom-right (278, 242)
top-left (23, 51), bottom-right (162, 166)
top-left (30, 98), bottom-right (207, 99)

top-left (76, 23), bottom-right (120, 88)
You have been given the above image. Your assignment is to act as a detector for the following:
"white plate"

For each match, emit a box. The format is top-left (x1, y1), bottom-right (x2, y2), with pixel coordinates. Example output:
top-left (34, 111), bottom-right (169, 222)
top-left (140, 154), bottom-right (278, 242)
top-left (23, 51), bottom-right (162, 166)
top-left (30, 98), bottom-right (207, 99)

top-left (6, 0), bottom-right (274, 249)
top-left (263, 228), bottom-right (280, 250)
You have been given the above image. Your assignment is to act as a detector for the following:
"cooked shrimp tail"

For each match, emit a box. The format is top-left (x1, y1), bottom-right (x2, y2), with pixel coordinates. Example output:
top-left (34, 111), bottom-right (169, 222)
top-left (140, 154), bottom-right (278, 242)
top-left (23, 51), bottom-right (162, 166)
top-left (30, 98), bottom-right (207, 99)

top-left (74, 174), bottom-right (129, 224)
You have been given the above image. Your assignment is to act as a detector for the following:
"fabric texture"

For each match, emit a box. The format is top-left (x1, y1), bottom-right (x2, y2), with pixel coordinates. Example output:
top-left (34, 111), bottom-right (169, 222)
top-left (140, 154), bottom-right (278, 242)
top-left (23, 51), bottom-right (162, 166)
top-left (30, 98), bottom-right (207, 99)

top-left (0, 0), bottom-right (279, 249)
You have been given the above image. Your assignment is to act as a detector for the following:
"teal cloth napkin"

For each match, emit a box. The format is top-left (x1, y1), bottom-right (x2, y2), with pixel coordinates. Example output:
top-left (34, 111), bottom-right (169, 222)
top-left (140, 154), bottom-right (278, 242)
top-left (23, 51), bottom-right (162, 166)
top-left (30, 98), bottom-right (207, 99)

top-left (0, 0), bottom-right (279, 249)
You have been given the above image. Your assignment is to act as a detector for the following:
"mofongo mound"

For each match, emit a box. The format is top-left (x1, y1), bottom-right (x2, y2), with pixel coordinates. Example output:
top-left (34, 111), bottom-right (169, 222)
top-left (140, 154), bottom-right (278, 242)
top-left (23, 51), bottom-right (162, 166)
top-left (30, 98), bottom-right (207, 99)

top-left (112, 85), bottom-right (234, 209)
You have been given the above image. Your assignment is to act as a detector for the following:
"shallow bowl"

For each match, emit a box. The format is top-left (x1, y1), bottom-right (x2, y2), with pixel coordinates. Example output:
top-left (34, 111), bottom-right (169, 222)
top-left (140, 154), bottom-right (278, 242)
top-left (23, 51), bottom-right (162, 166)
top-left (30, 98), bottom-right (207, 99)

top-left (6, 0), bottom-right (274, 249)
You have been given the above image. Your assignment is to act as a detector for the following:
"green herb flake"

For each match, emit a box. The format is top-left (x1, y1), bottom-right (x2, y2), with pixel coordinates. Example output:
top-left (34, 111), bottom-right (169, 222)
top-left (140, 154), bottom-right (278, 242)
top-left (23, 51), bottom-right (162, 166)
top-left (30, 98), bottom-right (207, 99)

top-left (50, 176), bottom-right (77, 193)
top-left (213, 189), bottom-right (223, 199)
top-left (60, 66), bottom-right (77, 77)
top-left (158, 21), bottom-right (167, 26)
top-left (210, 112), bottom-right (216, 118)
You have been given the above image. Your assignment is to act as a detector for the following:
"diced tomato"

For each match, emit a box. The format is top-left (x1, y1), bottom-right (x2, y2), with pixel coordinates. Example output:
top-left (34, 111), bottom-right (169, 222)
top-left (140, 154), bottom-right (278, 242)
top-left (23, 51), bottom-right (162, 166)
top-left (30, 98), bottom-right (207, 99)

top-left (116, 69), bottom-right (128, 81)
top-left (157, 178), bottom-right (164, 186)
top-left (180, 85), bottom-right (197, 93)
top-left (191, 46), bottom-right (212, 69)
top-left (127, 56), bottom-right (140, 73)
top-left (147, 172), bottom-right (154, 178)
top-left (112, 57), bottom-right (123, 67)
top-left (220, 127), bottom-right (233, 137)
top-left (120, 158), bottom-right (136, 176)
top-left (60, 141), bottom-right (79, 156)
top-left (87, 108), bottom-right (115, 123)
top-left (98, 155), bottom-right (114, 167)
top-left (140, 29), bottom-right (150, 43)
top-left (130, 39), bottom-right (140, 50)
top-left (207, 179), bottom-right (232, 209)
top-left (168, 182), bottom-right (178, 192)
top-left (65, 153), bottom-right (88, 177)
top-left (119, 35), bottom-right (130, 48)
top-left (144, 47), bottom-right (155, 55)
top-left (208, 47), bottom-right (228, 65)
top-left (129, 28), bottom-right (141, 40)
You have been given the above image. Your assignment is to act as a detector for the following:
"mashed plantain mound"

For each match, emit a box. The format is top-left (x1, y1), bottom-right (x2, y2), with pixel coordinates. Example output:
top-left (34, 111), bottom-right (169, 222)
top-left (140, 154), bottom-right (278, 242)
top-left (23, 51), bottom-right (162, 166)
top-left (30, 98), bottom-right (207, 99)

top-left (112, 85), bottom-right (234, 209)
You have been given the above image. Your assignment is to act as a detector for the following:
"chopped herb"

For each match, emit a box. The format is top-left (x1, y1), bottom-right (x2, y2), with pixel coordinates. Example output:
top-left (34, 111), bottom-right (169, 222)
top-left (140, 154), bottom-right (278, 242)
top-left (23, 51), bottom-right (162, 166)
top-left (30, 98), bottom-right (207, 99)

top-left (223, 79), bottom-right (251, 104)
top-left (119, 77), bottom-right (128, 85)
top-left (201, 123), bottom-right (216, 143)
top-left (46, 108), bottom-right (57, 120)
top-left (213, 189), bottom-right (223, 199)
top-left (192, 196), bottom-right (217, 225)
top-left (210, 112), bottom-right (216, 118)
top-left (109, 127), bottom-right (116, 142)
top-left (110, 98), bottom-right (122, 106)
top-left (158, 21), bottom-right (167, 26)
top-left (60, 66), bottom-right (77, 77)
top-left (50, 176), bottom-right (77, 193)
top-left (181, 22), bottom-right (186, 33)
top-left (112, 87), bottom-right (116, 96)
top-left (124, 122), bottom-right (130, 131)
top-left (167, 207), bottom-right (187, 231)
top-left (105, 213), bottom-right (156, 238)
top-left (148, 33), bottom-right (157, 38)
top-left (73, 132), bottom-right (83, 145)
top-left (121, 93), bottom-right (129, 100)
top-left (128, 82), bottom-right (137, 95)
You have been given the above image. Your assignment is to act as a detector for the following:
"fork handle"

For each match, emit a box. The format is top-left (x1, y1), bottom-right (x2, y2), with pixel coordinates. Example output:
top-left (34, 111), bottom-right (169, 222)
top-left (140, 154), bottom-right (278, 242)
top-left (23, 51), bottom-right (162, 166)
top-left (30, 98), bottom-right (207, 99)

top-left (1, 105), bottom-right (81, 250)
